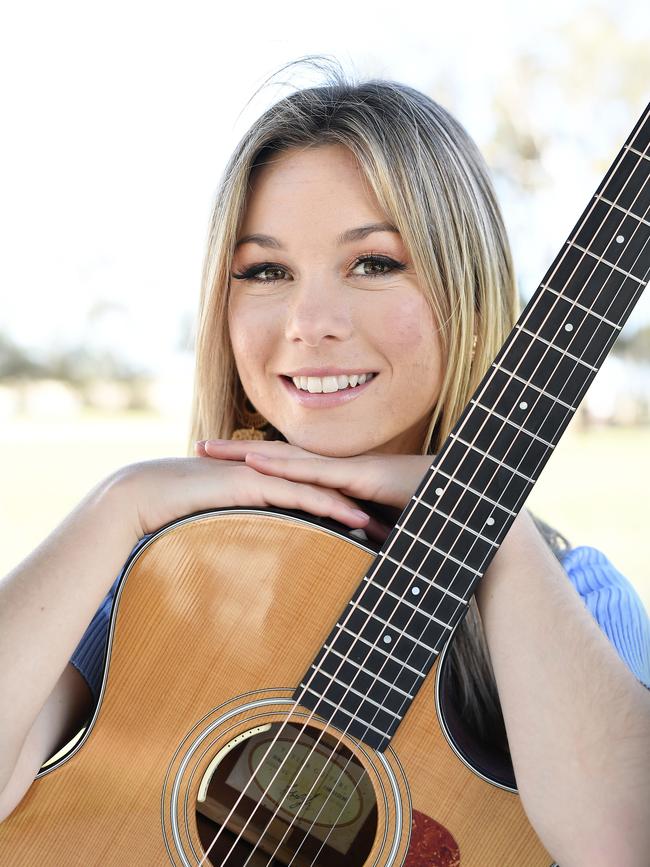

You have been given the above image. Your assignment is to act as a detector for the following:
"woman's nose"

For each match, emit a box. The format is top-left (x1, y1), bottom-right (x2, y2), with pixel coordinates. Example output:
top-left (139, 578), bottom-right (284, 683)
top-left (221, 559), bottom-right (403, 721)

top-left (283, 280), bottom-right (354, 346)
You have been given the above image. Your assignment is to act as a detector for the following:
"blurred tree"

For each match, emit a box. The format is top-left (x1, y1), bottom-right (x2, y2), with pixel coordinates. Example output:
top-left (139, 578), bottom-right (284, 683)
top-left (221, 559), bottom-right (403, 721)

top-left (483, 4), bottom-right (650, 188)
top-left (0, 328), bottom-right (147, 386)
top-left (0, 331), bottom-right (48, 380)
top-left (46, 344), bottom-right (147, 386)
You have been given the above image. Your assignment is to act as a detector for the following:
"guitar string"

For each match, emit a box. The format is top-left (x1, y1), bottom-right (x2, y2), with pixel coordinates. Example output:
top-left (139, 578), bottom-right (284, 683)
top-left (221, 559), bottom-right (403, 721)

top-left (258, 131), bottom-right (650, 867)
top-left (198, 114), bottom-right (649, 867)
top-left (217, 122), bottom-right (650, 867)
top-left (288, 213), bottom-right (650, 866)
top-left (204, 117), bottom-right (649, 867)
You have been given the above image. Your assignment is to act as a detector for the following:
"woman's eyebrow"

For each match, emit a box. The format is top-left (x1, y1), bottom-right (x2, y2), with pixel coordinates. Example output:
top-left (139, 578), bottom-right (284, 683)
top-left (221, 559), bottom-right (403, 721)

top-left (234, 221), bottom-right (400, 250)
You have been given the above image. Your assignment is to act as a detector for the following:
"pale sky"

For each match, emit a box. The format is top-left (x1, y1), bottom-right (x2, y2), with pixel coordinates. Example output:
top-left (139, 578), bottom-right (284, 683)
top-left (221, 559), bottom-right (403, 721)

top-left (0, 0), bottom-right (648, 375)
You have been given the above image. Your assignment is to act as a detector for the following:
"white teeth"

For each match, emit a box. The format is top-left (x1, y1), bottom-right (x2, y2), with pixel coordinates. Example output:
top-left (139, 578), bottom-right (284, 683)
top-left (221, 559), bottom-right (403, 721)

top-left (290, 373), bottom-right (375, 393)
top-left (321, 376), bottom-right (339, 393)
top-left (307, 376), bottom-right (323, 393)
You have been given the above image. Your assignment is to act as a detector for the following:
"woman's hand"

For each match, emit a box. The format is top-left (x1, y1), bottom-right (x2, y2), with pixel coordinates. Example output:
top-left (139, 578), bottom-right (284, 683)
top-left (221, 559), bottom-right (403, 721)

top-left (196, 439), bottom-right (435, 543)
top-left (116, 449), bottom-right (395, 544)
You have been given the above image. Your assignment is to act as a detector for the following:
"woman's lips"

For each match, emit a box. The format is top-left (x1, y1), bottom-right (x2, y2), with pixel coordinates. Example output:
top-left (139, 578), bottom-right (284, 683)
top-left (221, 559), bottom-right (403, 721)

top-left (279, 374), bottom-right (378, 407)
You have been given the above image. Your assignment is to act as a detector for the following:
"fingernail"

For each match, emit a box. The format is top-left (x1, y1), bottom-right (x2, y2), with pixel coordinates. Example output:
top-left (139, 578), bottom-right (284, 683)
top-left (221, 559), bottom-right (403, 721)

top-left (350, 510), bottom-right (370, 520)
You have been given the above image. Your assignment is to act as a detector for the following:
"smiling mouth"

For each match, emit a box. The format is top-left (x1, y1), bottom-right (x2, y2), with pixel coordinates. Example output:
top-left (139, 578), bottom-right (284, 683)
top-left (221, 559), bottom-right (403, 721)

top-left (280, 373), bottom-right (378, 394)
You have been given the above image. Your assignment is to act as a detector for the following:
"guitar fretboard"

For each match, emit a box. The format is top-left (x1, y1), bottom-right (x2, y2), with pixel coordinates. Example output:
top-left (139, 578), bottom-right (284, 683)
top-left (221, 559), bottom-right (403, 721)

top-left (295, 103), bottom-right (650, 751)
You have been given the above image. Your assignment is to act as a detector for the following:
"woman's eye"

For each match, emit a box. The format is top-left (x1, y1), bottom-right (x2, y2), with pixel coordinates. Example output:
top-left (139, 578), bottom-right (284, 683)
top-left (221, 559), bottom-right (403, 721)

top-left (231, 255), bottom-right (406, 284)
top-left (350, 255), bottom-right (404, 278)
top-left (231, 264), bottom-right (287, 284)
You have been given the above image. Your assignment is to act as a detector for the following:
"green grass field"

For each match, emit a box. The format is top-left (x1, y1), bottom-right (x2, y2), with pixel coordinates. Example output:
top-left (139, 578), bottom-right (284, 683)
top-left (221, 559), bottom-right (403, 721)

top-left (1, 412), bottom-right (648, 614)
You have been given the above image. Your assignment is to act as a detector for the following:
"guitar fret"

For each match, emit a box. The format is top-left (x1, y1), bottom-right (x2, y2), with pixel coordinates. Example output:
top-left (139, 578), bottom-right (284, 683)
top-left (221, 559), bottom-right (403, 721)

top-left (449, 432), bottom-right (536, 484)
top-left (594, 194), bottom-right (650, 228)
top-left (337, 625), bottom-right (429, 676)
top-left (624, 144), bottom-right (650, 161)
top-left (548, 243), bottom-right (646, 325)
top-left (432, 466), bottom-right (519, 516)
top-left (568, 240), bottom-right (646, 284)
top-left (301, 675), bottom-right (403, 719)
top-left (573, 197), bottom-right (650, 286)
top-left (362, 573), bottom-right (467, 618)
top-left (468, 398), bottom-right (555, 449)
top-left (300, 686), bottom-right (389, 737)
top-left (322, 641), bottom-right (415, 699)
top-left (492, 363), bottom-right (577, 411)
top-left (495, 327), bottom-right (600, 406)
top-left (477, 367), bottom-right (570, 446)
top-left (354, 601), bottom-right (451, 643)
top-left (411, 492), bottom-right (502, 546)
top-left (514, 324), bottom-right (599, 372)
top-left (383, 546), bottom-right (480, 584)
top-left (540, 284), bottom-right (622, 329)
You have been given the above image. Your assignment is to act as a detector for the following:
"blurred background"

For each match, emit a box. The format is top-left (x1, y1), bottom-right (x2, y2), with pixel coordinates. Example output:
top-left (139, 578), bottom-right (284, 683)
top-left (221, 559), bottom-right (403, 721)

top-left (0, 0), bottom-right (648, 612)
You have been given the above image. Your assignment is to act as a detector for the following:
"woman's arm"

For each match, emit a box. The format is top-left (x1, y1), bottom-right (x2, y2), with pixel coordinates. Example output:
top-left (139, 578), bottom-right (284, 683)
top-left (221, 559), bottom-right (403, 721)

top-left (475, 509), bottom-right (650, 867)
top-left (0, 472), bottom-right (139, 801)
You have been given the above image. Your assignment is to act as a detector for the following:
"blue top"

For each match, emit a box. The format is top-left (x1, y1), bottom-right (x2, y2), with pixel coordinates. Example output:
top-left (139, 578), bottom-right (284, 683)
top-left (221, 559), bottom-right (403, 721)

top-left (69, 540), bottom-right (650, 707)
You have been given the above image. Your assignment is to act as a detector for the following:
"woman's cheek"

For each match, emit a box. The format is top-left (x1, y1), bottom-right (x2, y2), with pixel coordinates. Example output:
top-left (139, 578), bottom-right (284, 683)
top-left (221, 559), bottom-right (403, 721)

top-left (377, 292), bottom-right (434, 354)
top-left (229, 298), bottom-right (274, 361)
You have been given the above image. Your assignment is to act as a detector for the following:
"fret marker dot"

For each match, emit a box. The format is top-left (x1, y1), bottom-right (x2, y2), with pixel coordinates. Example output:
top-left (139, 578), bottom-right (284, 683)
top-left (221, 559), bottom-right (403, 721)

top-left (519, 401), bottom-right (528, 410)
top-left (486, 517), bottom-right (495, 526)
top-left (564, 323), bottom-right (573, 332)
top-left (411, 586), bottom-right (421, 596)
top-left (435, 487), bottom-right (444, 496)
top-left (616, 235), bottom-right (625, 243)
top-left (383, 634), bottom-right (392, 644)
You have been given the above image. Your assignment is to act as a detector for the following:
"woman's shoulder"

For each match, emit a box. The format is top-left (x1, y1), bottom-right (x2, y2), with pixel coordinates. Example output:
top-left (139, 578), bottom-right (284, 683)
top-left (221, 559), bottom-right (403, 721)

top-left (560, 544), bottom-right (650, 689)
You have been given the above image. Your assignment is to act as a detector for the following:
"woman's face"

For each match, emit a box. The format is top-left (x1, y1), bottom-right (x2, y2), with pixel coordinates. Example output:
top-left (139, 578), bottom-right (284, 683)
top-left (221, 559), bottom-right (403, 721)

top-left (228, 143), bottom-right (444, 457)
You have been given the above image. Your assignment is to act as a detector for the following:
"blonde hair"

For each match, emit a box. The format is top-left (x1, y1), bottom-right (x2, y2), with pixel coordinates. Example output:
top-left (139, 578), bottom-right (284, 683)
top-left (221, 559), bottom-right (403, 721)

top-left (187, 56), bottom-right (568, 752)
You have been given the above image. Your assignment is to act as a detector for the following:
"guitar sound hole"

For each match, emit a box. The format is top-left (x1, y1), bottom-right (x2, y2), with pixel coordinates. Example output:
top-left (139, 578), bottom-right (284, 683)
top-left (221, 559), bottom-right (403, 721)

top-left (195, 722), bottom-right (378, 866)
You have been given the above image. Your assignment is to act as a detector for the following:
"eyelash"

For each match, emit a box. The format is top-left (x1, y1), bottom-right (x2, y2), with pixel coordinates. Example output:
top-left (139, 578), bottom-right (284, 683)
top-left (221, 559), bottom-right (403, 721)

top-left (231, 254), bottom-right (407, 284)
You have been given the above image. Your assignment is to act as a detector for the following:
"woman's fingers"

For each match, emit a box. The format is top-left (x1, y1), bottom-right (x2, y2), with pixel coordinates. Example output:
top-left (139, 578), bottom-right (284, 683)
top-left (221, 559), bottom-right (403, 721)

top-left (247, 469), bottom-right (369, 527)
top-left (244, 455), bottom-right (391, 542)
top-left (244, 451), bottom-right (354, 492)
top-left (203, 439), bottom-right (309, 460)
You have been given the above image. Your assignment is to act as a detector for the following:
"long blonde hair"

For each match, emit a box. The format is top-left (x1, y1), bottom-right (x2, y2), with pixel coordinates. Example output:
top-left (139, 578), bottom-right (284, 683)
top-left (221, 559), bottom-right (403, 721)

top-left (187, 56), bottom-right (569, 751)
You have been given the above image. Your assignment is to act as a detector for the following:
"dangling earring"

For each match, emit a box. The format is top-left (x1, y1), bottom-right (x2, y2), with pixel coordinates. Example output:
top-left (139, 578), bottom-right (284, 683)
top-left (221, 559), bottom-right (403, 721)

top-left (231, 396), bottom-right (268, 440)
top-left (471, 333), bottom-right (478, 360)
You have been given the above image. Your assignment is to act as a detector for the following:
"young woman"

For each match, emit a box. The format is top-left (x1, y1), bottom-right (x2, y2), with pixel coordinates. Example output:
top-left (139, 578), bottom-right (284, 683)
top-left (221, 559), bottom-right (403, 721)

top-left (1, 58), bottom-right (649, 864)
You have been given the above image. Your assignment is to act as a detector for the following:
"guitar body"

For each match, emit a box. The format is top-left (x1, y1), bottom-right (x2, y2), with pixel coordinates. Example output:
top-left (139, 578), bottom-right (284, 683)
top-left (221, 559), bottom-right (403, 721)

top-left (0, 510), bottom-right (554, 866)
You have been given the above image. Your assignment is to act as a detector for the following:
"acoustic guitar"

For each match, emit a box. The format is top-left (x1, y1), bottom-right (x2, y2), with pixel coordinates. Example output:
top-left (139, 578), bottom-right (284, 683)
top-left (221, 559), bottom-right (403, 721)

top-left (1, 102), bottom-right (648, 867)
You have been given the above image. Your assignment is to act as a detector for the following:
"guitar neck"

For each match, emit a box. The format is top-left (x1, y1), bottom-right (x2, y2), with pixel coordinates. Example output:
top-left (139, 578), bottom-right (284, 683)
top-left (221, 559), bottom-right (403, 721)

top-left (410, 100), bottom-right (650, 593)
top-left (296, 102), bottom-right (650, 751)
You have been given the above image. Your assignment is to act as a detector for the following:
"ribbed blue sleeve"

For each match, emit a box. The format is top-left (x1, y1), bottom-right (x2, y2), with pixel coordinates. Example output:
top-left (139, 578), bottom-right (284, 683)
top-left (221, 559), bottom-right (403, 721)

top-left (561, 545), bottom-right (650, 689)
top-left (69, 574), bottom-right (120, 704)
top-left (69, 533), bottom-right (154, 704)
